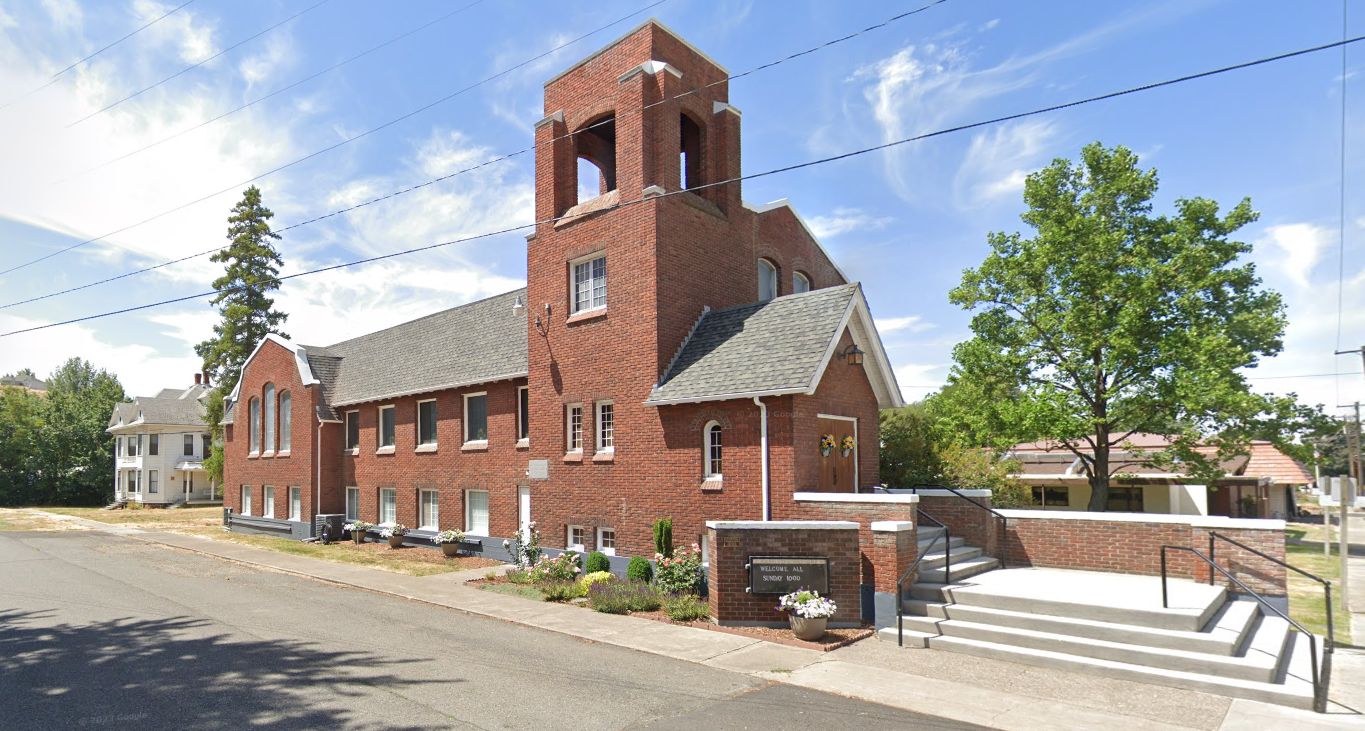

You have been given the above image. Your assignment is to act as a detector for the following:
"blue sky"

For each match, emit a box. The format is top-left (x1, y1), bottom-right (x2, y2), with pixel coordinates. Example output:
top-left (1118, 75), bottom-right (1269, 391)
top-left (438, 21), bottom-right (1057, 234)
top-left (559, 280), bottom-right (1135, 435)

top-left (0, 0), bottom-right (1360, 416)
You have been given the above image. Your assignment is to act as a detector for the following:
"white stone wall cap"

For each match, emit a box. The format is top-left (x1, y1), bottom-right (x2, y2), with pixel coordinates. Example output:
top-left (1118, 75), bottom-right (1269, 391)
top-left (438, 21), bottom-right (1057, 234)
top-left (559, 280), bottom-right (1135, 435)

top-left (534, 110), bottom-right (564, 129)
top-left (793, 492), bottom-right (919, 504)
top-left (870, 521), bottom-right (915, 532)
top-left (618, 60), bottom-right (682, 84)
top-left (705, 520), bottom-right (858, 530)
top-left (996, 508), bottom-right (1286, 531)
top-left (883, 488), bottom-right (992, 498)
top-left (712, 100), bottom-right (741, 116)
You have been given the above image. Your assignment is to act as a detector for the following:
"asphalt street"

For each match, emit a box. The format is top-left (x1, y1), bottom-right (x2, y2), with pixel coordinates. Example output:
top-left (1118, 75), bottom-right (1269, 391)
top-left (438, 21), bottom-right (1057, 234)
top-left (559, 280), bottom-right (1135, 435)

top-left (0, 529), bottom-right (978, 730)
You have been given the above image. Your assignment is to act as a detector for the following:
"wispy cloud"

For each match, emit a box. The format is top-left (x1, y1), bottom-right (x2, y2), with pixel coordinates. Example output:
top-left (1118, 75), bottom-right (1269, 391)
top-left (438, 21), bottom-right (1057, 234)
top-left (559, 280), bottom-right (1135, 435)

top-left (1262, 222), bottom-right (1331, 289)
top-left (876, 315), bottom-right (934, 334)
top-left (806, 207), bottom-right (892, 238)
top-left (953, 119), bottom-right (1058, 206)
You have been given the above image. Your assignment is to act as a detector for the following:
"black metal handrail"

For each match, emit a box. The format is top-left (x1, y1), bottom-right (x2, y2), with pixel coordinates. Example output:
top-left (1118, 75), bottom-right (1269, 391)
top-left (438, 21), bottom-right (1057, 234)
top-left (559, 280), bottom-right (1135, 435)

top-left (1160, 545), bottom-right (1327, 713)
top-left (908, 484), bottom-right (1008, 569)
top-left (1208, 531), bottom-right (1334, 654)
top-left (895, 514), bottom-right (951, 648)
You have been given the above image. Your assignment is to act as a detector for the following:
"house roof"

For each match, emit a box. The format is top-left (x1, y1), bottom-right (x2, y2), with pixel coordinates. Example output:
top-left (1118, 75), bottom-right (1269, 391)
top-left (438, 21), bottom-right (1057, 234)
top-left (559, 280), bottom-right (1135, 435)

top-left (1, 373), bottom-right (46, 391)
top-left (1008, 435), bottom-right (1310, 486)
top-left (225, 289), bottom-right (529, 423)
top-left (1240, 441), bottom-right (1314, 485)
top-left (646, 283), bottom-right (902, 408)
top-left (107, 385), bottom-right (209, 431)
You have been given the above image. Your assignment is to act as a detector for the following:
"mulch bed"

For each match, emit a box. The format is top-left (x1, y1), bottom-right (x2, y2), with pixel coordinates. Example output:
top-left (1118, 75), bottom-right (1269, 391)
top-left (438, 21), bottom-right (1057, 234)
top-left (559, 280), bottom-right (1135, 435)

top-left (346, 540), bottom-right (502, 570)
top-left (465, 575), bottom-right (872, 651)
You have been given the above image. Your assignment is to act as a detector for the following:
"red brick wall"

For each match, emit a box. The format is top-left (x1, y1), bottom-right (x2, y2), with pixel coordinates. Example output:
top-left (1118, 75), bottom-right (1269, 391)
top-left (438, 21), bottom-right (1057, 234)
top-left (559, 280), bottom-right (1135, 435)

top-left (707, 523), bottom-right (861, 626)
top-left (224, 340), bottom-right (318, 520)
top-left (780, 496), bottom-right (917, 589)
top-left (918, 493), bottom-right (999, 558)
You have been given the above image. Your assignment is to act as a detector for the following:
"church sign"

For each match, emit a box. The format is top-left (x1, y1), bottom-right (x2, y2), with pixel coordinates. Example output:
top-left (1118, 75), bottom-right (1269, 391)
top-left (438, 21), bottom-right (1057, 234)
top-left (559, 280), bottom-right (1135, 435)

top-left (747, 556), bottom-right (830, 595)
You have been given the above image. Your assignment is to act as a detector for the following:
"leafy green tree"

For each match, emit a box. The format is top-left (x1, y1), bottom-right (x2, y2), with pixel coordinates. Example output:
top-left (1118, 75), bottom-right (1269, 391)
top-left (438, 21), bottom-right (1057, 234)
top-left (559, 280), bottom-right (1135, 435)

top-left (879, 401), bottom-right (1028, 506)
top-left (34, 358), bottom-right (126, 505)
top-left (195, 186), bottom-right (289, 484)
top-left (947, 142), bottom-right (1301, 511)
top-left (0, 386), bottom-right (45, 506)
top-left (879, 403), bottom-right (944, 488)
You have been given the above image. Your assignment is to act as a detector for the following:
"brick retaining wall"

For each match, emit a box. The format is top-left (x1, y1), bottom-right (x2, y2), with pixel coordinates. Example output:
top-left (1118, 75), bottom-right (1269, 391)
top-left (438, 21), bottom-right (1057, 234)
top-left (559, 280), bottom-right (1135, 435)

top-left (707, 521), bottom-right (861, 627)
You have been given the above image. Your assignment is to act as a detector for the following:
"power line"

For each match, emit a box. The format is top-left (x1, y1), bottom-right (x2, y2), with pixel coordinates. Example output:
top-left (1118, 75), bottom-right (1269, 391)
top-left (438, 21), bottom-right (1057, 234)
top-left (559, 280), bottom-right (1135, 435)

top-left (7, 31), bottom-right (1365, 339)
top-left (68, 0), bottom-right (334, 127)
top-left (0, 0), bottom-right (951, 310)
top-left (76, 0), bottom-right (485, 177)
top-left (0, 0), bottom-right (198, 112)
top-left (1247, 372), bottom-right (1359, 380)
top-left (0, 0), bottom-right (668, 278)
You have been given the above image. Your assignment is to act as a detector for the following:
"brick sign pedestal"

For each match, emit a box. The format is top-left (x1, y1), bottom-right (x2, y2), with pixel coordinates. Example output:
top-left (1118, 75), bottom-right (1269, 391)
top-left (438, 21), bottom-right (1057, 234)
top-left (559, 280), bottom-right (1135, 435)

top-left (706, 520), bottom-right (861, 627)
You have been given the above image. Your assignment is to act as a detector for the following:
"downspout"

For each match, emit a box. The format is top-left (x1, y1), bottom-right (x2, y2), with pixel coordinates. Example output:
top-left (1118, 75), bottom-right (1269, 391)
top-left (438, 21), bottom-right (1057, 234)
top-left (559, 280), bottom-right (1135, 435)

top-left (316, 419), bottom-right (323, 532)
top-left (753, 396), bottom-right (770, 521)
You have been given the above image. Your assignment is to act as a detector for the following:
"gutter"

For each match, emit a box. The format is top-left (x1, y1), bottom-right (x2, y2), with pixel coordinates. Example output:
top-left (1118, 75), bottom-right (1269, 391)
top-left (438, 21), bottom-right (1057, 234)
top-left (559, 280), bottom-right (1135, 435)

top-left (754, 396), bottom-right (770, 521)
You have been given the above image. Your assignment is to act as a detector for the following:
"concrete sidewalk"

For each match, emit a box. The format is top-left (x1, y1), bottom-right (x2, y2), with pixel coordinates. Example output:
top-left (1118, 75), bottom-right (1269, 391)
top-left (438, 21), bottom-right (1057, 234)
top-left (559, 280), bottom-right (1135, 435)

top-left (29, 510), bottom-right (1365, 730)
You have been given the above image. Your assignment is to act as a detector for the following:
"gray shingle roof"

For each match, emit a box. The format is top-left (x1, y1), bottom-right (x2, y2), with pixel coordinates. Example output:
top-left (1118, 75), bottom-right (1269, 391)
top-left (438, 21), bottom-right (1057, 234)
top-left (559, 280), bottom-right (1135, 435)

top-left (107, 390), bottom-right (208, 430)
top-left (647, 284), bottom-right (857, 404)
top-left (1, 373), bottom-right (46, 390)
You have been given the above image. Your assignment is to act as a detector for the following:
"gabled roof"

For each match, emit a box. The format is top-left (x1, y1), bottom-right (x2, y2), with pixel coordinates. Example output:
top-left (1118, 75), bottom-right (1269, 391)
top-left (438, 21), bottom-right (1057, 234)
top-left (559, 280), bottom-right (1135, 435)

top-left (646, 283), bottom-right (902, 408)
top-left (1009, 435), bottom-right (1310, 485)
top-left (107, 389), bottom-right (209, 431)
top-left (1, 373), bottom-right (46, 391)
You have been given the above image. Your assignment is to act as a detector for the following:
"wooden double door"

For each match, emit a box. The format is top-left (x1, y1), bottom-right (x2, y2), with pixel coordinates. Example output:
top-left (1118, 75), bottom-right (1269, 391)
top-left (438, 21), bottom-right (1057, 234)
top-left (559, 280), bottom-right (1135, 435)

top-left (816, 416), bottom-right (857, 493)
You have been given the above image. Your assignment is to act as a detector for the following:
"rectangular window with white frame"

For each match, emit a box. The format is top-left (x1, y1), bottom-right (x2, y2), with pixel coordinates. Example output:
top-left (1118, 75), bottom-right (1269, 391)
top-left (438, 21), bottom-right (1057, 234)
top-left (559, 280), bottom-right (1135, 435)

top-left (417, 399), bottom-right (438, 447)
top-left (566, 404), bottom-right (583, 452)
top-left (419, 490), bottom-right (439, 530)
top-left (263, 486), bottom-right (274, 518)
top-left (126, 471), bottom-right (136, 494)
top-left (465, 489), bottom-right (489, 535)
top-left (597, 527), bottom-right (616, 556)
top-left (463, 392), bottom-right (488, 444)
top-left (148, 434), bottom-right (159, 456)
top-left (147, 470), bottom-right (159, 494)
top-left (345, 410), bottom-right (360, 451)
top-left (517, 386), bottom-right (529, 444)
top-left (183, 433), bottom-right (193, 456)
top-left (289, 486), bottom-right (301, 521)
top-left (570, 253), bottom-right (606, 314)
top-left (379, 487), bottom-right (396, 525)
top-left (345, 487), bottom-right (359, 521)
top-left (240, 485), bottom-right (252, 516)
top-left (567, 525), bottom-right (586, 551)
top-left (595, 401), bottom-right (614, 452)
top-left (378, 406), bottom-right (395, 449)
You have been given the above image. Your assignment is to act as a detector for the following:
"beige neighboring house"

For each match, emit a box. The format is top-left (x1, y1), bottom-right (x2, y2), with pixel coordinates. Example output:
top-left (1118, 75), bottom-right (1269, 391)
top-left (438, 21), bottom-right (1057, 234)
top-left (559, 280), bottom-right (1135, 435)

top-left (107, 376), bottom-right (216, 506)
top-left (1008, 433), bottom-right (1312, 518)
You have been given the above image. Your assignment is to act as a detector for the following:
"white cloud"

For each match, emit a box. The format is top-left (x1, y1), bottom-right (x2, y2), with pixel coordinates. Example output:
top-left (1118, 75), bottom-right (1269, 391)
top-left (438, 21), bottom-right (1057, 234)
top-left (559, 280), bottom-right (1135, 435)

top-left (876, 315), bottom-right (934, 334)
top-left (953, 119), bottom-right (1058, 206)
top-left (1262, 223), bottom-right (1331, 289)
top-left (238, 28), bottom-right (294, 91)
top-left (805, 207), bottom-right (892, 239)
top-left (40, 0), bottom-right (80, 29)
top-left (133, 0), bottom-right (217, 65)
top-left (980, 18), bottom-right (1000, 31)
top-left (893, 362), bottom-right (947, 403)
top-left (0, 4), bottom-right (17, 30)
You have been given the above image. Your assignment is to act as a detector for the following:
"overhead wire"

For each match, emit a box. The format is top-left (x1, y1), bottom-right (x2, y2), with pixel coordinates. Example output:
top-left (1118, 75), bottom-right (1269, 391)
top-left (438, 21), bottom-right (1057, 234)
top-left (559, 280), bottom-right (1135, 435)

top-left (6, 31), bottom-right (1365, 338)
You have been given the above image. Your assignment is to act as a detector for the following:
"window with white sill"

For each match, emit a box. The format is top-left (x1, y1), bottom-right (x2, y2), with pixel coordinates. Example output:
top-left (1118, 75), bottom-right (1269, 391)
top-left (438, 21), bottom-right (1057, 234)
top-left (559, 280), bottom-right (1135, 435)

top-left (464, 393), bottom-right (487, 444)
top-left (183, 433), bottom-right (194, 456)
top-left (345, 487), bottom-right (359, 521)
top-left (419, 490), bottom-right (439, 531)
top-left (595, 401), bottom-right (614, 452)
top-left (465, 490), bottom-right (489, 535)
top-left (379, 488), bottom-right (397, 525)
top-left (289, 486), bottom-right (301, 521)
top-left (345, 410), bottom-right (360, 450)
top-left (240, 485), bottom-right (252, 516)
top-left (263, 383), bottom-right (276, 452)
top-left (597, 527), bottom-right (616, 556)
top-left (379, 406), bottom-right (395, 448)
top-left (566, 404), bottom-right (583, 452)
top-left (571, 254), bottom-right (606, 314)
top-left (418, 399), bottom-right (437, 447)
top-left (280, 391), bottom-right (292, 452)
top-left (147, 470), bottom-right (158, 494)
top-left (263, 486), bottom-right (274, 518)
top-left (148, 434), bottom-right (159, 456)
top-left (704, 422), bottom-right (723, 479)
top-left (517, 386), bottom-right (529, 443)
top-left (567, 525), bottom-right (586, 551)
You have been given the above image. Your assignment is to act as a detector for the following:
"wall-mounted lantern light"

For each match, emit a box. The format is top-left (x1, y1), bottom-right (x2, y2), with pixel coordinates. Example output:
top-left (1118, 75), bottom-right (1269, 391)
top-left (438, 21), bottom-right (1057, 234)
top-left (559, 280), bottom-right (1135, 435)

top-left (842, 344), bottom-right (864, 366)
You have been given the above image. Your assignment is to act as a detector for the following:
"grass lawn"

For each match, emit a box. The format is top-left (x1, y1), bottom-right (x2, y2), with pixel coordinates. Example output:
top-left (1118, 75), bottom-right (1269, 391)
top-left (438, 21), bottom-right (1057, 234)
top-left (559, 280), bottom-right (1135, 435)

top-left (0, 508), bottom-right (81, 532)
top-left (1285, 525), bottom-right (1350, 645)
top-left (41, 505), bottom-right (223, 529)
top-left (478, 582), bottom-right (547, 601)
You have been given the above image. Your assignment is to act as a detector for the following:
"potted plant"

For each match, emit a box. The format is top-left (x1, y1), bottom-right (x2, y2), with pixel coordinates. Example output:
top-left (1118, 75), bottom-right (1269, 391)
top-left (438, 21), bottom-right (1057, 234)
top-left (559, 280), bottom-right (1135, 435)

top-left (777, 590), bottom-right (837, 641)
top-left (819, 434), bottom-right (836, 457)
top-left (345, 521), bottom-right (371, 544)
top-left (379, 524), bottom-right (408, 549)
top-left (433, 528), bottom-right (465, 557)
top-left (839, 435), bottom-right (855, 457)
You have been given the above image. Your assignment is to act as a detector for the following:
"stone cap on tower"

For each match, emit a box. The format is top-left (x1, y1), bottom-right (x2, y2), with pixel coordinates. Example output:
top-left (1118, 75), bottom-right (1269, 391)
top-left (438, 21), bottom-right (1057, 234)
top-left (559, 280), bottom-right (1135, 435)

top-left (543, 18), bottom-right (729, 89)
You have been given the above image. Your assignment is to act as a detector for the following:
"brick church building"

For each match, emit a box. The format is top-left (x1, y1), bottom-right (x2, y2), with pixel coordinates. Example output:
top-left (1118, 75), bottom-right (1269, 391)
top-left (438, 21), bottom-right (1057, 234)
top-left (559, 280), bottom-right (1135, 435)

top-left (221, 20), bottom-right (902, 559)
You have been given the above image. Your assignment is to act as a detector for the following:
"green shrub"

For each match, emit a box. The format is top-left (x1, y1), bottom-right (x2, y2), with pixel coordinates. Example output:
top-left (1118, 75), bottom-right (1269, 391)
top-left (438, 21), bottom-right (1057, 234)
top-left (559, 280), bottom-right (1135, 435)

top-left (652, 517), bottom-right (673, 558)
top-left (506, 570), bottom-right (532, 585)
top-left (627, 556), bottom-right (654, 583)
top-left (541, 580), bottom-right (586, 602)
top-left (655, 544), bottom-right (703, 595)
top-left (663, 593), bottom-right (709, 622)
top-left (585, 551), bottom-right (611, 574)
top-left (578, 570), bottom-right (614, 592)
top-left (588, 581), bottom-right (661, 614)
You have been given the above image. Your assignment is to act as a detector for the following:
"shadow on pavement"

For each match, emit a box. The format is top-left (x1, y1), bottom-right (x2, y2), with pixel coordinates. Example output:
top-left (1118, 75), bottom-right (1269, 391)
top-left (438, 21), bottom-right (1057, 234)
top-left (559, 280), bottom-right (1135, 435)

top-left (0, 609), bottom-right (442, 730)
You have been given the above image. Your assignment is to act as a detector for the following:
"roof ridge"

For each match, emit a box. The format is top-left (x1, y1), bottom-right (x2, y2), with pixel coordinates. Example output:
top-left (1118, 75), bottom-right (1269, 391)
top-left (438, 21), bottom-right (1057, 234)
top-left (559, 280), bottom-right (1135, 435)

top-left (704, 282), bottom-right (858, 318)
top-left (324, 287), bottom-right (526, 350)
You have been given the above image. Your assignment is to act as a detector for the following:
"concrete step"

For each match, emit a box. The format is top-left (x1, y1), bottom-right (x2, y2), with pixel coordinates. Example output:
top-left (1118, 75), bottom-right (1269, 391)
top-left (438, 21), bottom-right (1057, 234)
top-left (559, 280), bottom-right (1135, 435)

top-left (921, 634), bottom-right (1316, 709)
top-left (917, 545), bottom-right (983, 571)
top-left (898, 597), bottom-right (1261, 656)
top-left (942, 579), bottom-right (1226, 632)
top-left (917, 556), bottom-right (999, 584)
top-left (916, 534), bottom-right (966, 553)
top-left (904, 612), bottom-right (1286, 682)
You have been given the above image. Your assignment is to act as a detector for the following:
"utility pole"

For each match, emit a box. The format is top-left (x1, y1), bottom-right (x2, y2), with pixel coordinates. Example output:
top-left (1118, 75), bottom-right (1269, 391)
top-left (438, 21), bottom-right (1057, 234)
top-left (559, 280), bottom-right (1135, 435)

top-left (1332, 346), bottom-right (1365, 611)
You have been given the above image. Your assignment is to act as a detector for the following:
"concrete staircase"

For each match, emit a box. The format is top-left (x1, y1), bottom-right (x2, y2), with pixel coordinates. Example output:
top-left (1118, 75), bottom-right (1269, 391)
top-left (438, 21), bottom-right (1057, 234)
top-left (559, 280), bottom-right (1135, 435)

top-left (911, 525), bottom-right (1000, 584)
top-left (880, 529), bottom-right (1322, 710)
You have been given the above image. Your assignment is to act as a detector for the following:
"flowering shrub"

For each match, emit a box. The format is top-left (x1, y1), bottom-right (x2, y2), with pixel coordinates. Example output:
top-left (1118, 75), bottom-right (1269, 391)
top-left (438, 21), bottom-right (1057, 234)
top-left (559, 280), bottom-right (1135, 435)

top-left (344, 521), bottom-right (371, 533)
top-left (777, 590), bottom-right (837, 619)
top-left (529, 551), bottom-right (580, 583)
top-left (655, 543), bottom-right (703, 595)
top-left (819, 434), bottom-right (837, 451)
top-left (378, 523), bottom-right (408, 539)
top-left (577, 570), bottom-right (614, 592)
top-left (432, 529), bottom-right (465, 545)
top-left (502, 522), bottom-right (542, 569)
top-left (839, 435), bottom-right (856, 451)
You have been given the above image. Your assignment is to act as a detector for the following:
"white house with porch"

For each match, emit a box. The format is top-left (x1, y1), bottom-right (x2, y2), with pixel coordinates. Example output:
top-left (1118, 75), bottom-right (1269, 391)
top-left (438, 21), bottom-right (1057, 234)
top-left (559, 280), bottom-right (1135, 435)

top-left (107, 376), bottom-right (216, 506)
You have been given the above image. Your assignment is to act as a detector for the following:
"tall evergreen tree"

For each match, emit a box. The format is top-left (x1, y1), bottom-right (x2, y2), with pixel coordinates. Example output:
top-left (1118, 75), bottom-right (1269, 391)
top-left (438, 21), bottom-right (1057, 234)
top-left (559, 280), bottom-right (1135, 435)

top-left (195, 186), bottom-right (289, 484)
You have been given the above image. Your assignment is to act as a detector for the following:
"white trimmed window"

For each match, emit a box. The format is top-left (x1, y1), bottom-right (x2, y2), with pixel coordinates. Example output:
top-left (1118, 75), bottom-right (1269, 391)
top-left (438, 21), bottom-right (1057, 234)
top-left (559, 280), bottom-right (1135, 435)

top-left (597, 527), bottom-right (616, 556)
top-left (517, 386), bottom-right (529, 443)
top-left (263, 486), bottom-right (275, 518)
top-left (240, 485), bottom-right (252, 516)
top-left (248, 399), bottom-right (260, 454)
top-left (182, 434), bottom-right (193, 456)
top-left (793, 271), bottom-right (811, 294)
top-left (263, 383), bottom-right (276, 453)
top-left (279, 392), bottom-right (292, 452)
top-left (378, 406), bottom-right (395, 449)
top-left (345, 487), bottom-right (360, 521)
top-left (595, 401), bottom-right (614, 451)
top-left (126, 471), bottom-right (137, 494)
top-left (757, 258), bottom-right (778, 302)
top-left (345, 410), bottom-right (360, 450)
top-left (567, 525), bottom-right (586, 551)
top-left (148, 434), bottom-right (159, 456)
top-left (463, 392), bottom-right (488, 444)
top-left (147, 470), bottom-right (159, 494)
top-left (417, 399), bottom-right (438, 446)
top-left (379, 488), bottom-right (397, 525)
top-left (465, 490), bottom-right (489, 535)
top-left (419, 490), bottom-right (439, 531)
top-left (566, 404), bottom-right (583, 452)
top-left (704, 421), bottom-right (723, 478)
top-left (571, 253), bottom-right (606, 314)
top-left (289, 486), bottom-right (301, 521)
